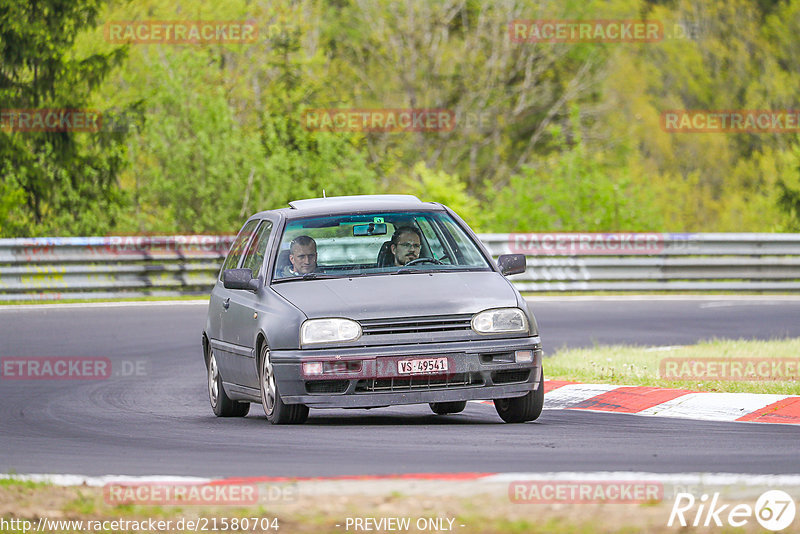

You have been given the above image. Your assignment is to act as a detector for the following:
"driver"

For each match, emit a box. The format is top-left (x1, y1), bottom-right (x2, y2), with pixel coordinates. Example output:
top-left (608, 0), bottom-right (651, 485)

top-left (390, 226), bottom-right (422, 266)
top-left (285, 235), bottom-right (319, 276)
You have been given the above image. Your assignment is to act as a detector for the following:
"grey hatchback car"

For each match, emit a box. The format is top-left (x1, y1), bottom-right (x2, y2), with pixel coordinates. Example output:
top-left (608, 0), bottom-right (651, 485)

top-left (203, 195), bottom-right (544, 424)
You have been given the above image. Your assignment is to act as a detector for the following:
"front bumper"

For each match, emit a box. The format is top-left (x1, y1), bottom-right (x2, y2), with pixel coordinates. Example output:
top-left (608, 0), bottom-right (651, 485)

top-left (271, 336), bottom-right (542, 408)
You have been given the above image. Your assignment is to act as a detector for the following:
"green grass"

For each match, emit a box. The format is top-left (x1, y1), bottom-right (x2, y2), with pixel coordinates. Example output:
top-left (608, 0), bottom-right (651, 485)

top-left (546, 338), bottom-right (800, 394)
top-left (0, 477), bottom-right (50, 489)
top-left (63, 492), bottom-right (96, 515)
top-left (0, 484), bottom-right (693, 534)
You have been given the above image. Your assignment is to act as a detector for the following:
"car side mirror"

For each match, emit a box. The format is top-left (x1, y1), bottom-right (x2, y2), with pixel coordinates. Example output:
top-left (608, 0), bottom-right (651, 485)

top-left (223, 269), bottom-right (260, 291)
top-left (497, 254), bottom-right (527, 276)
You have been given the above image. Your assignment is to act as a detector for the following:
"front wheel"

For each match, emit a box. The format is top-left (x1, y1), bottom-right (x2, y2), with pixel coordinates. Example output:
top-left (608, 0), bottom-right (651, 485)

top-left (260, 344), bottom-right (308, 425)
top-left (429, 401), bottom-right (467, 415)
top-left (494, 369), bottom-right (544, 423)
top-left (208, 348), bottom-right (250, 417)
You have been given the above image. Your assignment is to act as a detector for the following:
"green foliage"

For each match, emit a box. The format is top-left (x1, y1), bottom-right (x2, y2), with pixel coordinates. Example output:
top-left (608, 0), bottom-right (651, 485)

top-left (117, 49), bottom-right (270, 233)
top-left (402, 162), bottom-right (480, 226)
top-left (99, 0), bottom-right (376, 234)
top-left (0, 171), bottom-right (28, 235)
top-left (0, 0), bottom-right (130, 236)
top-left (484, 117), bottom-right (658, 232)
top-left (2, 0), bottom-right (800, 236)
top-left (777, 142), bottom-right (800, 231)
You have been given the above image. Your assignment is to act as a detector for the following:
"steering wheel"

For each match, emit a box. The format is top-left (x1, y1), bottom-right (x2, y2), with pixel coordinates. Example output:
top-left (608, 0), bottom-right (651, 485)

top-left (404, 257), bottom-right (444, 266)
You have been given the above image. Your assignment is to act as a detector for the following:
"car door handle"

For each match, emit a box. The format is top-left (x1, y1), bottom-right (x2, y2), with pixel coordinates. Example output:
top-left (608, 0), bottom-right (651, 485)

top-left (223, 298), bottom-right (230, 310)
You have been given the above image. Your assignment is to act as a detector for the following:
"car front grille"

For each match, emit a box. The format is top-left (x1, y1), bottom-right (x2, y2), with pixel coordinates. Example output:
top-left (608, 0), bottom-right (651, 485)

top-left (359, 314), bottom-right (473, 336)
top-left (355, 372), bottom-right (483, 393)
top-left (492, 369), bottom-right (531, 384)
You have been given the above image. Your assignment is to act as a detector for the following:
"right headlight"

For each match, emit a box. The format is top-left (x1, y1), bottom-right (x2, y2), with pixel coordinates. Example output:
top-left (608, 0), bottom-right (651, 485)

top-left (471, 307), bottom-right (529, 335)
top-left (300, 318), bottom-right (362, 345)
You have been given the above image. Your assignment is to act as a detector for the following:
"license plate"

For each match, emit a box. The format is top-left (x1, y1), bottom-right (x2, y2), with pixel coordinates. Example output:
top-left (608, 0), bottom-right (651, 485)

top-left (397, 357), bottom-right (448, 375)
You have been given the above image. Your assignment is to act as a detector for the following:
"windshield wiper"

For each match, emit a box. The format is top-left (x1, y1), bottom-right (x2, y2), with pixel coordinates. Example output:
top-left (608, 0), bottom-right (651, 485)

top-left (272, 273), bottom-right (339, 283)
top-left (391, 267), bottom-right (442, 275)
top-left (390, 266), bottom-right (485, 275)
top-left (302, 272), bottom-right (343, 280)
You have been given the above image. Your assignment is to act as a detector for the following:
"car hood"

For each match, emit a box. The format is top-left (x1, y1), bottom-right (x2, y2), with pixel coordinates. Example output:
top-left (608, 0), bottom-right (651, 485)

top-left (271, 271), bottom-right (518, 320)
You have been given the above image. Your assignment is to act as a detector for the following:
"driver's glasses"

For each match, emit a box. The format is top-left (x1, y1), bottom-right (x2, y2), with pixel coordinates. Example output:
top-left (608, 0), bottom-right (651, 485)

top-left (397, 242), bottom-right (421, 250)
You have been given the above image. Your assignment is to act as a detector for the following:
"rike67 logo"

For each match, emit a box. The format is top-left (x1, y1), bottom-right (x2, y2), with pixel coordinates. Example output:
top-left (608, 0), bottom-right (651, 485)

top-left (668, 490), bottom-right (796, 531)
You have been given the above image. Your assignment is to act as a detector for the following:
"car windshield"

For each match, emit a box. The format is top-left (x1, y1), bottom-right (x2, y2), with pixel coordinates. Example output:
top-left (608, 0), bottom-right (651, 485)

top-left (272, 211), bottom-right (492, 281)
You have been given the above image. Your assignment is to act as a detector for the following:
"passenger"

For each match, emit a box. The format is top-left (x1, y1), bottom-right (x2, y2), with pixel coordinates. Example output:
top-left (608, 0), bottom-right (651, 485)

top-left (285, 235), bottom-right (318, 276)
top-left (390, 226), bottom-right (423, 266)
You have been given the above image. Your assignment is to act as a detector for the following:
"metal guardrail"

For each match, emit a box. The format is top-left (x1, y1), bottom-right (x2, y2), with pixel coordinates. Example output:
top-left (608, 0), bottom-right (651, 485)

top-left (0, 236), bottom-right (233, 301)
top-left (482, 233), bottom-right (800, 292)
top-left (1, 233), bottom-right (799, 301)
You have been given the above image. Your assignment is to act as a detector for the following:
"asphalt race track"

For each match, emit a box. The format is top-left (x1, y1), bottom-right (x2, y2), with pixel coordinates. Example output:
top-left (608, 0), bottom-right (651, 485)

top-left (532, 296), bottom-right (800, 351)
top-left (1, 298), bottom-right (799, 478)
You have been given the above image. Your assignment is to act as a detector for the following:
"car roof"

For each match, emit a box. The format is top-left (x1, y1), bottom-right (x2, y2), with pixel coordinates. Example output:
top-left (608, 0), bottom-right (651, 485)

top-left (250, 195), bottom-right (446, 220)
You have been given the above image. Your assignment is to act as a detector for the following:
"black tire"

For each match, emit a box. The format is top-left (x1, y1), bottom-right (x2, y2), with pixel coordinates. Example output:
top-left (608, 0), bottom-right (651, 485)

top-left (259, 344), bottom-right (308, 425)
top-left (207, 348), bottom-right (250, 417)
top-left (429, 401), bottom-right (467, 415)
top-left (494, 369), bottom-right (544, 423)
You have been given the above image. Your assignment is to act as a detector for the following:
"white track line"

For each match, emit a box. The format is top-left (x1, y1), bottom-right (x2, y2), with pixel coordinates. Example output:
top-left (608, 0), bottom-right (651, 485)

top-left (0, 474), bottom-right (211, 486)
top-left (638, 392), bottom-right (790, 421)
top-left (4, 472), bottom-right (800, 488)
top-left (0, 300), bottom-right (208, 311)
top-left (541, 383), bottom-right (619, 409)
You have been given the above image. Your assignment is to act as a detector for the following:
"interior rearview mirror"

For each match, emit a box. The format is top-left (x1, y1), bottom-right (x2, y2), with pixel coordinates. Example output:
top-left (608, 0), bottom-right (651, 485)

top-left (353, 222), bottom-right (388, 236)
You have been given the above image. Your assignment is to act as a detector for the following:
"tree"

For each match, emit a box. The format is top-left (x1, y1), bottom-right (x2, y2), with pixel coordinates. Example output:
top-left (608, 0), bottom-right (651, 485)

top-left (109, 0), bottom-right (377, 233)
top-left (0, 0), bottom-right (130, 236)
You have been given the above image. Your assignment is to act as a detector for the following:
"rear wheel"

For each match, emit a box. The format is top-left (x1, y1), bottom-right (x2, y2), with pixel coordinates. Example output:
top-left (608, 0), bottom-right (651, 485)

top-left (260, 344), bottom-right (308, 425)
top-left (207, 348), bottom-right (250, 417)
top-left (429, 401), bottom-right (467, 415)
top-left (494, 369), bottom-right (544, 423)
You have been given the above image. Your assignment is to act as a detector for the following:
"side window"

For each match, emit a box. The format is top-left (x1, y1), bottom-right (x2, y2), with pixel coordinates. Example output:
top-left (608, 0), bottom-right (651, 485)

top-left (417, 218), bottom-right (449, 263)
top-left (241, 221), bottom-right (273, 278)
top-left (441, 220), bottom-right (487, 266)
top-left (220, 219), bottom-right (259, 279)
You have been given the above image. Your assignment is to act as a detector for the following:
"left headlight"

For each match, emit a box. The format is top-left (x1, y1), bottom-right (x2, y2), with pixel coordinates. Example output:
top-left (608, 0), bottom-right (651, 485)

top-left (301, 318), bottom-right (362, 345)
top-left (471, 307), bottom-right (529, 335)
